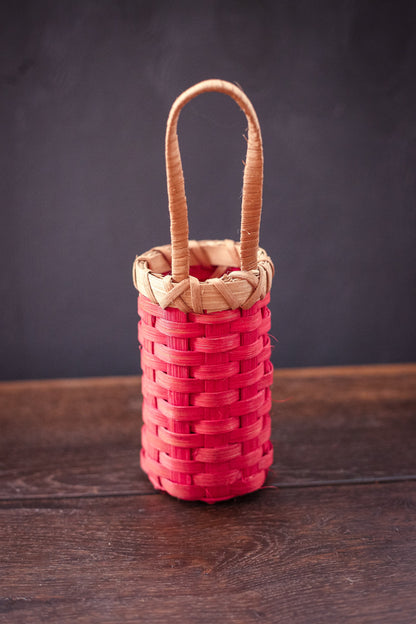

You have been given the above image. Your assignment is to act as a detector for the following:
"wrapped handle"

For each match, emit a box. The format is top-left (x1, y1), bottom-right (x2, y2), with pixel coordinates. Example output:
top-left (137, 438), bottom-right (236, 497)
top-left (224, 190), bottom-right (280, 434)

top-left (165, 79), bottom-right (264, 282)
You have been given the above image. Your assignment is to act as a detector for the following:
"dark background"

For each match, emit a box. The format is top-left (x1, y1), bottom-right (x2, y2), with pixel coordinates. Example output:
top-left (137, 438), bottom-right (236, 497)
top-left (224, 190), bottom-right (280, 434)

top-left (1, 0), bottom-right (415, 381)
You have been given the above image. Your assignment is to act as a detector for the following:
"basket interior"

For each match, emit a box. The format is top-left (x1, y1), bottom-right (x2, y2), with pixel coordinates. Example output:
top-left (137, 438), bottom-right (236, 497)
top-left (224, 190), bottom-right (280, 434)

top-left (142, 240), bottom-right (243, 282)
top-left (180, 265), bottom-right (239, 281)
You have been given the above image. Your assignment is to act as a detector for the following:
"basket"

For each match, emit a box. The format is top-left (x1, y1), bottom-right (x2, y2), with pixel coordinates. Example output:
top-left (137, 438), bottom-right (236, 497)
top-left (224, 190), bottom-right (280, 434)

top-left (132, 79), bottom-right (275, 503)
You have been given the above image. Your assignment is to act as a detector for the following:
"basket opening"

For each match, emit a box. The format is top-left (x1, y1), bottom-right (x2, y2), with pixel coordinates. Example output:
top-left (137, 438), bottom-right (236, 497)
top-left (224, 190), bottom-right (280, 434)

top-left (190, 264), bottom-right (240, 281)
top-left (163, 265), bottom-right (240, 282)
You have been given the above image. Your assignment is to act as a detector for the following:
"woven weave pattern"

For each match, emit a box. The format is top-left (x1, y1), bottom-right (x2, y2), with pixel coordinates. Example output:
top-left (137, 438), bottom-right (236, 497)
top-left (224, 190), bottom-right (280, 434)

top-left (138, 290), bottom-right (274, 503)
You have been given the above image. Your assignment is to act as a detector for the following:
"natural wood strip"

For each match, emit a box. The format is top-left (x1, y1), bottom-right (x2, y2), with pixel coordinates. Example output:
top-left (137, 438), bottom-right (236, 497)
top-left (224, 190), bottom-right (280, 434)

top-left (0, 365), bottom-right (415, 499)
top-left (133, 240), bottom-right (274, 313)
top-left (1, 483), bottom-right (415, 624)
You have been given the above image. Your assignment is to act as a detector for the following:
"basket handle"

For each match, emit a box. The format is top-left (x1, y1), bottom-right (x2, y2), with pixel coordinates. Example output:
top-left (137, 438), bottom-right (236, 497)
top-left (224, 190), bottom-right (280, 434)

top-left (166, 79), bottom-right (264, 283)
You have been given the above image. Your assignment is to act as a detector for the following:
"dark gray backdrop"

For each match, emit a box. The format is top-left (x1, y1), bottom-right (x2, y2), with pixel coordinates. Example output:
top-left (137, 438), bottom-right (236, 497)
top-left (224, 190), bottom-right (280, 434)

top-left (1, 0), bottom-right (415, 380)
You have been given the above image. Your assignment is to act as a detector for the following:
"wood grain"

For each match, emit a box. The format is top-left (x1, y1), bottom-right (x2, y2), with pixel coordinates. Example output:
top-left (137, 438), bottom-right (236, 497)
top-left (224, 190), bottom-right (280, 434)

top-left (1, 482), bottom-right (415, 624)
top-left (0, 365), bottom-right (415, 499)
top-left (1, 365), bottom-right (415, 623)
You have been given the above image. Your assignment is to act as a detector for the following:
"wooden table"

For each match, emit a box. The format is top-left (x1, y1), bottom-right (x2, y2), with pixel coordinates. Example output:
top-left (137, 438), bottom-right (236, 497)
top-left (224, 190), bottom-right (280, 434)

top-left (1, 364), bottom-right (415, 623)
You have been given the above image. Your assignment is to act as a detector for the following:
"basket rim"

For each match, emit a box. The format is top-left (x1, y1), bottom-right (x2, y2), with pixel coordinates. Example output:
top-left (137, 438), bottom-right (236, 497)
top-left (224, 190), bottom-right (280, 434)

top-left (133, 239), bottom-right (274, 314)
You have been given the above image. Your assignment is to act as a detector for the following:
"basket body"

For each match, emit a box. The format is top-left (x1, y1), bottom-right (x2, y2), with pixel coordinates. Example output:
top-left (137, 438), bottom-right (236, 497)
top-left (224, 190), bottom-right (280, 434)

top-left (133, 79), bottom-right (275, 502)
top-left (138, 287), bottom-right (273, 503)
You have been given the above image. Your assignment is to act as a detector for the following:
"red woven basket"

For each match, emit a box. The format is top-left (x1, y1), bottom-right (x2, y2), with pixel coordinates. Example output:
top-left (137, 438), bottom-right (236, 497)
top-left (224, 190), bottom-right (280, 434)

top-left (132, 79), bottom-right (275, 503)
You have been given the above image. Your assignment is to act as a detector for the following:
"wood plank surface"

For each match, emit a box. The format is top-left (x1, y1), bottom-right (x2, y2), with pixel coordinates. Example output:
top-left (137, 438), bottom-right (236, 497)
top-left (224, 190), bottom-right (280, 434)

top-left (0, 365), bottom-right (415, 499)
top-left (1, 482), bottom-right (415, 624)
top-left (1, 365), bottom-right (415, 624)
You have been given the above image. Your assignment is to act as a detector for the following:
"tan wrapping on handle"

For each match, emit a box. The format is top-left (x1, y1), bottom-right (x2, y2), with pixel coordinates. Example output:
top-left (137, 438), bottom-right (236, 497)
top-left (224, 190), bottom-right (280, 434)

top-left (165, 79), bottom-right (264, 282)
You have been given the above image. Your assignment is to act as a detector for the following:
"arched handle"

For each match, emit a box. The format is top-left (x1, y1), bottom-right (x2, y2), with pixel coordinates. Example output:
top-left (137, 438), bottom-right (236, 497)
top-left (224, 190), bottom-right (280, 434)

top-left (165, 79), bottom-right (264, 283)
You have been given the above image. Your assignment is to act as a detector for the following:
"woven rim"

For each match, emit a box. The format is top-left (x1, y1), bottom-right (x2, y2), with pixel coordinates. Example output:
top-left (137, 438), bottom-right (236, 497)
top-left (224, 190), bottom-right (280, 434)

top-left (133, 239), bottom-right (274, 314)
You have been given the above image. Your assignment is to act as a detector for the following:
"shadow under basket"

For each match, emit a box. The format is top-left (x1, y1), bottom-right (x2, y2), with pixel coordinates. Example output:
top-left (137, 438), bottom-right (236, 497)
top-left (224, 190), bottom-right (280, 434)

top-left (133, 79), bottom-right (275, 503)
